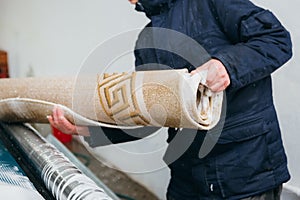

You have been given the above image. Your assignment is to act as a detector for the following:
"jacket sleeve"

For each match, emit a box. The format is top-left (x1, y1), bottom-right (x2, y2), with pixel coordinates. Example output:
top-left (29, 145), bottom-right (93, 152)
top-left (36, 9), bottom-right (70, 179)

top-left (84, 126), bottom-right (159, 147)
top-left (210, 0), bottom-right (292, 91)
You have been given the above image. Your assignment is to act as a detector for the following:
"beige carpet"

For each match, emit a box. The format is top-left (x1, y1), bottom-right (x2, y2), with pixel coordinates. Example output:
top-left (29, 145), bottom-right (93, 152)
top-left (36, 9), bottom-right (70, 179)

top-left (0, 69), bottom-right (223, 130)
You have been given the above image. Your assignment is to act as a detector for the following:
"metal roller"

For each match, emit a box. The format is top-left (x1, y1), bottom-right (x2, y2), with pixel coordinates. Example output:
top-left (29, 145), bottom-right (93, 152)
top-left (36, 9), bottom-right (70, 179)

top-left (0, 123), bottom-right (117, 200)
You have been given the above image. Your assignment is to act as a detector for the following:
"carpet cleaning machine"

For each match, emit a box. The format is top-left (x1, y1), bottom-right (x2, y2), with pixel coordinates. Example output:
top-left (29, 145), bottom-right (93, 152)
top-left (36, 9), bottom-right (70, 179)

top-left (0, 123), bottom-right (119, 200)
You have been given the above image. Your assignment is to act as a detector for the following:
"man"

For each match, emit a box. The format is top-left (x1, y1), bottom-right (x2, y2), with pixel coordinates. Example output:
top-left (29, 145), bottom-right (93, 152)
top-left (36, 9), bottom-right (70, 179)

top-left (49, 0), bottom-right (292, 199)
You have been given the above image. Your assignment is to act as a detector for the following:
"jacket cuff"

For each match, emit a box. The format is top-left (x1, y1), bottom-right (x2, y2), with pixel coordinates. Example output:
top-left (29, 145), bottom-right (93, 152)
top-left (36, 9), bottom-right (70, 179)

top-left (84, 126), bottom-right (159, 148)
top-left (84, 126), bottom-right (138, 148)
top-left (211, 52), bottom-right (238, 92)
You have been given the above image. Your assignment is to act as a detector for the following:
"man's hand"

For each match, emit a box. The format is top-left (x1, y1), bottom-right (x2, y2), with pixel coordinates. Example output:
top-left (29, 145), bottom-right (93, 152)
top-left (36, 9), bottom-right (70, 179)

top-left (47, 106), bottom-right (90, 136)
top-left (128, 0), bottom-right (138, 4)
top-left (190, 59), bottom-right (230, 92)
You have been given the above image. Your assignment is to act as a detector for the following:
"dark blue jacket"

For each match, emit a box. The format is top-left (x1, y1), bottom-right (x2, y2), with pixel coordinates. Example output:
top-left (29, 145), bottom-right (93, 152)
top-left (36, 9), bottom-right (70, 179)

top-left (86, 0), bottom-right (292, 199)
top-left (132, 0), bottom-right (292, 199)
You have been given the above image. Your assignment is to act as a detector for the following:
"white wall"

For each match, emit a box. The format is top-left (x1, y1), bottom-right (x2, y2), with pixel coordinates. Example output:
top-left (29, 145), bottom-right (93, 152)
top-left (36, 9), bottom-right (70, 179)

top-left (0, 0), bottom-right (148, 77)
top-left (0, 0), bottom-right (299, 199)
top-left (251, 0), bottom-right (300, 191)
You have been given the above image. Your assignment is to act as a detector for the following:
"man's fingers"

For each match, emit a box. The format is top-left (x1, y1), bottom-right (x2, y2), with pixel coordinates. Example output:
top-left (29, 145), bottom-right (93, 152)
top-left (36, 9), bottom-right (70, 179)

top-left (49, 106), bottom-right (76, 134)
top-left (192, 59), bottom-right (230, 92)
top-left (128, 0), bottom-right (138, 4)
top-left (47, 115), bottom-right (55, 127)
top-left (53, 106), bottom-right (65, 124)
top-left (60, 116), bottom-right (73, 129)
top-left (210, 81), bottom-right (225, 92)
top-left (53, 106), bottom-right (63, 119)
top-left (56, 115), bottom-right (75, 134)
top-left (190, 69), bottom-right (198, 75)
top-left (52, 106), bottom-right (59, 124)
top-left (190, 62), bottom-right (209, 75)
top-left (56, 106), bottom-right (64, 117)
top-left (209, 78), bottom-right (230, 92)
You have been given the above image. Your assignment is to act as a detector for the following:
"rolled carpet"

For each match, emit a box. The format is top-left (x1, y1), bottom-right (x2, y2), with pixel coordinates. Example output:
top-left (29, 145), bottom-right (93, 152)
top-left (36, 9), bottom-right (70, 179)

top-left (0, 69), bottom-right (223, 130)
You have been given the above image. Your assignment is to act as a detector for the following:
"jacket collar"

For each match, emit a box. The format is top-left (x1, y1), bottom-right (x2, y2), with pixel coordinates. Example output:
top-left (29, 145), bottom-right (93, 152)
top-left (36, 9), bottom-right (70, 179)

top-left (136, 0), bottom-right (176, 17)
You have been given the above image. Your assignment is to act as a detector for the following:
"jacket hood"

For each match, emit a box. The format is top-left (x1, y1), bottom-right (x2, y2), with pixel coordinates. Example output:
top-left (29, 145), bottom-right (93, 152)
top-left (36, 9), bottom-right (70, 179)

top-left (135, 0), bottom-right (175, 16)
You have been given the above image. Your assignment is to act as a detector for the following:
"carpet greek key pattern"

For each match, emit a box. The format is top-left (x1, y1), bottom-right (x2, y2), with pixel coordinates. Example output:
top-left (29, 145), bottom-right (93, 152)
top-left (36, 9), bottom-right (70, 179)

top-left (97, 72), bottom-right (149, 126)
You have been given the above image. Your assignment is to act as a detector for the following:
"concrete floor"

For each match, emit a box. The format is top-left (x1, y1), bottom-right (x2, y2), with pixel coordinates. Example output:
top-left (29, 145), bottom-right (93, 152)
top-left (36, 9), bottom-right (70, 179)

top-left (35, 124), bottom-right (159, 200)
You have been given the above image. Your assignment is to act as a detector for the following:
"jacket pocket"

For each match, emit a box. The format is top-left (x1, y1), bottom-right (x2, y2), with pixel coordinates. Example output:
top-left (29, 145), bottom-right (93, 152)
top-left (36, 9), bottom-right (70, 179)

top-left (240, 10), bottom-right (281, 40)
top-left (217, 114), bottom-right (268, 144)
top-left (216, 130), bottom-right (276, 198)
